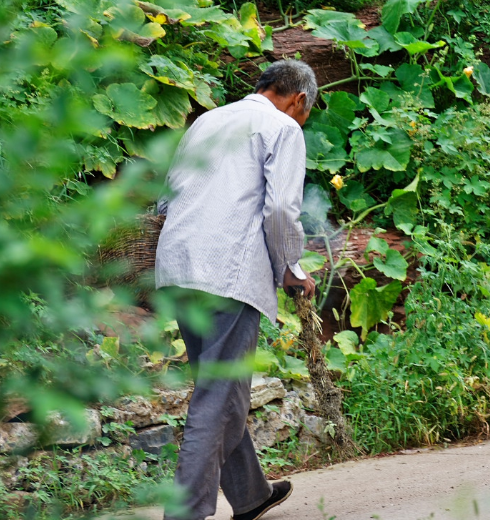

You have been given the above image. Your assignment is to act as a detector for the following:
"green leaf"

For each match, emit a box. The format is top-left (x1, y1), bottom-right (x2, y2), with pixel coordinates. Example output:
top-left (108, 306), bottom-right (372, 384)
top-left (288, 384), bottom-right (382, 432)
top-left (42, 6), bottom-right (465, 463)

top-left (359, 63), bottom-right (394, 78)
top-left (153, 84), bottom-right (192, 129)
top-left (432, 67), bottom-right (474, 103)
top-left (394, 32), bottom-right (445, 55)
top-left (462, 176), bottom-right (490, 197)
top-left (276, 291), bottom-right (301, 333)
top-left (395, 63), bottom-right (434, 107)
top-left (366, 236), bottom-right (389, 255)
top-left (171, 339), bottom-right (187, 357)
top-left (239, 2), bottom-right (264, 49)
top-left (312, 20), bottom-right (375, 53)
top-left (203, 20), bottom-right (251, 58)
top-left (368, 26), bottom-right (402, 52)
top-left (475, 312), bottom-right (490, 330)
top-left (100, 336), bottom-right (120, 358)
top-left (141, 55), bottom-right (195, 90)
top-left (304, 123), bottom-right (348, 173)
top-left (299, 250), bottom-right (326, 273)
top-left (381, 0), bottom-right (426, 34)
top-left (317, 92), bottom-right (357, 139)
top-left (325, 347), bottom-right (347, 372)
top-left (356, 128), bottom-right (412, 172)
top-left (179, 6), bottom-right (232, 25)
top-left (338, 181), bottom-right (375, 212)
top-left (93, 83), bottom-right (157, 129)
top-left (373, 249), bottom-right (408, 281)
top-left (139, 22), bottom-right (166, 39)
top-left (350, 278), bottom-right (402, 340)
top-left (385, 190), bottom-right (418, 234)
top-left (333, 330), bottom-right (359, 355)
top-left (360, 87), bottom-right (390, 113)
top-left (304, 9), bottom-right (361, 31)
top-left (474, 62), bottom-right (490, 96)
top-left (279, 355), bottom-right (309, 380)
top-left (254, 347), bottom-right (280, 372)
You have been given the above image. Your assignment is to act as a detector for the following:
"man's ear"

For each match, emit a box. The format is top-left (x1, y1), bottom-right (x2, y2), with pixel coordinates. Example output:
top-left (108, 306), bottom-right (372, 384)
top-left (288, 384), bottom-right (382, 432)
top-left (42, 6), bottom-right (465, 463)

top-left (295, 92), bottom-right (307, 109)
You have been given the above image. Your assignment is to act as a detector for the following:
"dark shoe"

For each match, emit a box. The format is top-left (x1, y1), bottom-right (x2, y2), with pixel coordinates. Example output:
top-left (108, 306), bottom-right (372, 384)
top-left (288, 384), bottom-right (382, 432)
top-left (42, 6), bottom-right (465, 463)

top-left (231, 481), bottom-right (293, 520)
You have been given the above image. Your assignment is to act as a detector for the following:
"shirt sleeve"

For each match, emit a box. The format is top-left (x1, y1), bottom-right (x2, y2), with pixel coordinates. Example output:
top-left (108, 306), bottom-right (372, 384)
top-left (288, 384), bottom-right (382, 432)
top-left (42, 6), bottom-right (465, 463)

top-left (262, 125), bottom-right (307, 287)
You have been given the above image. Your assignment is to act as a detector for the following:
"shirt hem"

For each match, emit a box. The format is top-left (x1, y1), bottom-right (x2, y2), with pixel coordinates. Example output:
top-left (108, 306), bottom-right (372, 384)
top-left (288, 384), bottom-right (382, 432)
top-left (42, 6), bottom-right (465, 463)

top-left (156, 281), bottom-right (277, 323)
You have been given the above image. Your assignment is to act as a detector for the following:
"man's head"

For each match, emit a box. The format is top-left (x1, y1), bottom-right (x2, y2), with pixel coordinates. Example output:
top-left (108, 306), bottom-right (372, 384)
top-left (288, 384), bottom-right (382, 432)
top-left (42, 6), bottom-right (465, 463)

top-left (255, 60), bottom-right (317, 126)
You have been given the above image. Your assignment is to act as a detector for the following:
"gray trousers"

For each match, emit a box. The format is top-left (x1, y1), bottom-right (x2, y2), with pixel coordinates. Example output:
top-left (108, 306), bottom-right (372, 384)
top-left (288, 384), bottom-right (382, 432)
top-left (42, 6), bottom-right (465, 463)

top-left (165, 299), bottom-right (272, 520)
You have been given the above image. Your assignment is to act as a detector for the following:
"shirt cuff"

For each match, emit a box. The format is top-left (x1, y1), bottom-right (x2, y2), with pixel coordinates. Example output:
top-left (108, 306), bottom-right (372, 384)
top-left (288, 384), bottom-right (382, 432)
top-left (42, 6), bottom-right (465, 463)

top-left (288, 262), bottom-right (307, 280)
top-left (276, 262), bottom-right (307, 287)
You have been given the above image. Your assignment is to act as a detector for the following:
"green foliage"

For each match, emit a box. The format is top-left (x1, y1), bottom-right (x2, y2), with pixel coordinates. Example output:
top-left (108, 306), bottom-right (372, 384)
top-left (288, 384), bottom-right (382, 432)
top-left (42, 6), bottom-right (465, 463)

top-left (342, 229), bottom-right (490, 452)
top-left (256, 316), bottom-right (309, 380)
top-left (0, 445), bottom-right (179, 519)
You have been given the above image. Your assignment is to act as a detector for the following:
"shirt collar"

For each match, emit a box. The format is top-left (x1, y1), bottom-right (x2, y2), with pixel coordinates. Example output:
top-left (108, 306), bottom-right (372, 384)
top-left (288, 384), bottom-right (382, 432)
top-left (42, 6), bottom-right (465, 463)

top-left (243, 93), bottom-right (277, 109)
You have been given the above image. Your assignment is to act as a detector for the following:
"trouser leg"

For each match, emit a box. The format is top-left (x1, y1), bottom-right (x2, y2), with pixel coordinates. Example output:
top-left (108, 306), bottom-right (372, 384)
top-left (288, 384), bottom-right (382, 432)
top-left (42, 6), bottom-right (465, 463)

top-left (164, 301), bottom-right (271, 520)
top-left (220, 427), bottom-right (272, 515)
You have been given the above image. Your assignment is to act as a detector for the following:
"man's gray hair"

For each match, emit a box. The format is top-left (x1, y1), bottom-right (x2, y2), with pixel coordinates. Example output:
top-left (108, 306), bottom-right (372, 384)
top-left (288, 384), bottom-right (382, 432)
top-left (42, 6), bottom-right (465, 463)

top-left (255, 60), bottom-right (318, 111)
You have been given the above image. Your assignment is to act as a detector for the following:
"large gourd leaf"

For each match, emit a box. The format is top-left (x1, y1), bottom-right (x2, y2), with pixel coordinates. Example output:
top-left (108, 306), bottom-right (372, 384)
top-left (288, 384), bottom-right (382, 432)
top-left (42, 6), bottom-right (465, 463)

top-left (304, 124), bottom-right (348, 173)
top-left (93, 83), bottom-right (157, 129)
top-left (239, 2), bottom-right (265, 50)
top-left (304, 9), bottom-right (361, 31)
top-left (356, 128), bottom-right (412, 172)
top-left (137, 1), bottom-right (191, 24)
top-left (153, 84), bottom-right (192, 128)
top-left (190, 79), bottom-right (216, 110)
top-left (312, 20), bottom-right (377, 55)
top-left (368, 26), bottom-right (402, 52)
top-left (395, 63), bottom-right (434, 108)
top-left (366, 236), bottom-right (389, 255)
top-left (381, 0), bottom-right (426, 34)
top-left (432, 67), bottom-right (474, 103)
top-left (141, 55), bottom-right (195, 90)
top-left (321, 91), bottom-right (357, 139)
top-left (179, 5), bottom-right (232, 25)
top-left (298, 250), bottom-right (326, 273)
top-left (474, 62), bottom-right (490, 96)
top-left (359, 87), bottom-right (390, 113)
top-left (333, 330), bottom-right (359, 355)
top-left (385, 177), bottom-right (419, 234)
top-left (203, 19), bottom-right (252, 59)
top-left (350, 278), bottom-right (402, 340)
top-left (373, 249), bottom-right (408, 281)
top-left (394, 32), bottom-right (445, 55)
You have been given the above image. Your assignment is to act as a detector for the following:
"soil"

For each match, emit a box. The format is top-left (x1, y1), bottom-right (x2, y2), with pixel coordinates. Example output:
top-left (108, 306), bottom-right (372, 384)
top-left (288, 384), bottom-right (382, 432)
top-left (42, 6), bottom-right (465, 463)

top-left (97, 440), bottom-right (490, 520)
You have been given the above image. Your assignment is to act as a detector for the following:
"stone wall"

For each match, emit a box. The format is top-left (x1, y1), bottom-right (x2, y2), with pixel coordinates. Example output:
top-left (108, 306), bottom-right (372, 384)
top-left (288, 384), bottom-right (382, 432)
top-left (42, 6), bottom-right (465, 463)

top-left (0, 376), bottom-right (332, 495)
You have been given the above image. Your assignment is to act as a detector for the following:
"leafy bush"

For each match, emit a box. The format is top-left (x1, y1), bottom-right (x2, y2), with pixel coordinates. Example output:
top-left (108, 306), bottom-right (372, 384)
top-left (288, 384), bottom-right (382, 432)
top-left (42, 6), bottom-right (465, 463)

top-left (342, 229), bottom-right (490, 452)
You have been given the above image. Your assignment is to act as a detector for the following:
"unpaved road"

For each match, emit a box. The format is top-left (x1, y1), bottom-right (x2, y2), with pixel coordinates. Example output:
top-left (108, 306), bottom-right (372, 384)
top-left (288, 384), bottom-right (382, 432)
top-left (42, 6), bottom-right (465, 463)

top-left (99, 440), bottom-right (490, 520)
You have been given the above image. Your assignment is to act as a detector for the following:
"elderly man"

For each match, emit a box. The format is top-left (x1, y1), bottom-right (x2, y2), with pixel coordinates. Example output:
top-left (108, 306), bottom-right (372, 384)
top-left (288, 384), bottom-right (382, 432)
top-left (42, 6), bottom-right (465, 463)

top-left (156, 60), bottom-right (317, 520)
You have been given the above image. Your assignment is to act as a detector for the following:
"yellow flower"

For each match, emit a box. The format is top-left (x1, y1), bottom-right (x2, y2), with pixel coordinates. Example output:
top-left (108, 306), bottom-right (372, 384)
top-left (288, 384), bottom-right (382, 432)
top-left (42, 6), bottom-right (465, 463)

top-left (331, 175), bottom-right (344, 190)
top-left (463, 66), bottom-right (474, 78)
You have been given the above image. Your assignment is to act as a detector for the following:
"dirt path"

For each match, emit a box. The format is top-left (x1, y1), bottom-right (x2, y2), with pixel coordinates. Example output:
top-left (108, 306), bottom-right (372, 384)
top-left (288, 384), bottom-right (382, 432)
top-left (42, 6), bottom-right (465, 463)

top-left (99, 440), bottom-right (490, 520)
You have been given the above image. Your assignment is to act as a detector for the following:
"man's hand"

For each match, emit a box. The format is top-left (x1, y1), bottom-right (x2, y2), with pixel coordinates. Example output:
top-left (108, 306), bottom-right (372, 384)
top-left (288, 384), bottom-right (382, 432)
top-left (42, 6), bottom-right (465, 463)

top-left (283, 266), bottom-right (316, 300)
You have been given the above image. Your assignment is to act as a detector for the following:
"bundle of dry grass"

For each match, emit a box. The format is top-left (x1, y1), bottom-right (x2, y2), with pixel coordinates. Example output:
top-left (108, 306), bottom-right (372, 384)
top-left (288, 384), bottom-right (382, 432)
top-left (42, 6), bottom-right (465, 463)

top-left (293, 292), bottom-right (357, 457)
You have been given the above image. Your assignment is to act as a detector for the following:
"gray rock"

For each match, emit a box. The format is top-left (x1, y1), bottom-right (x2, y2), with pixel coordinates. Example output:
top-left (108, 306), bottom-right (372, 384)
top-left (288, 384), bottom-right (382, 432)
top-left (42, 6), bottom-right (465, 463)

top-left (129, 424), bottom-right (177, 455)
top-left (301, 414), bottom-right (335, 445)
top-left (113, 388), bottom-right (191, 428)
top-left (48, 409), bottom-right (102, 447)
top-left (247, 392), bottom-right (304, 449)
top-left (290, 381), bottom-right (318, 411)
top-left (250, 376), bottom-right (287, 410)
top-left (0, 423), bottom-right (37, 453)
top-left (0, 455), bottom-right (29, 488)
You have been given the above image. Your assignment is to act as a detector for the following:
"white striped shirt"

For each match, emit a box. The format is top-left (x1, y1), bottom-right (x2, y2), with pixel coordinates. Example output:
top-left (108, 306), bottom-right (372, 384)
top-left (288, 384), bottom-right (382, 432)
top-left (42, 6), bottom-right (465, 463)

top-left (155, 94), bottom-right (306, 322)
